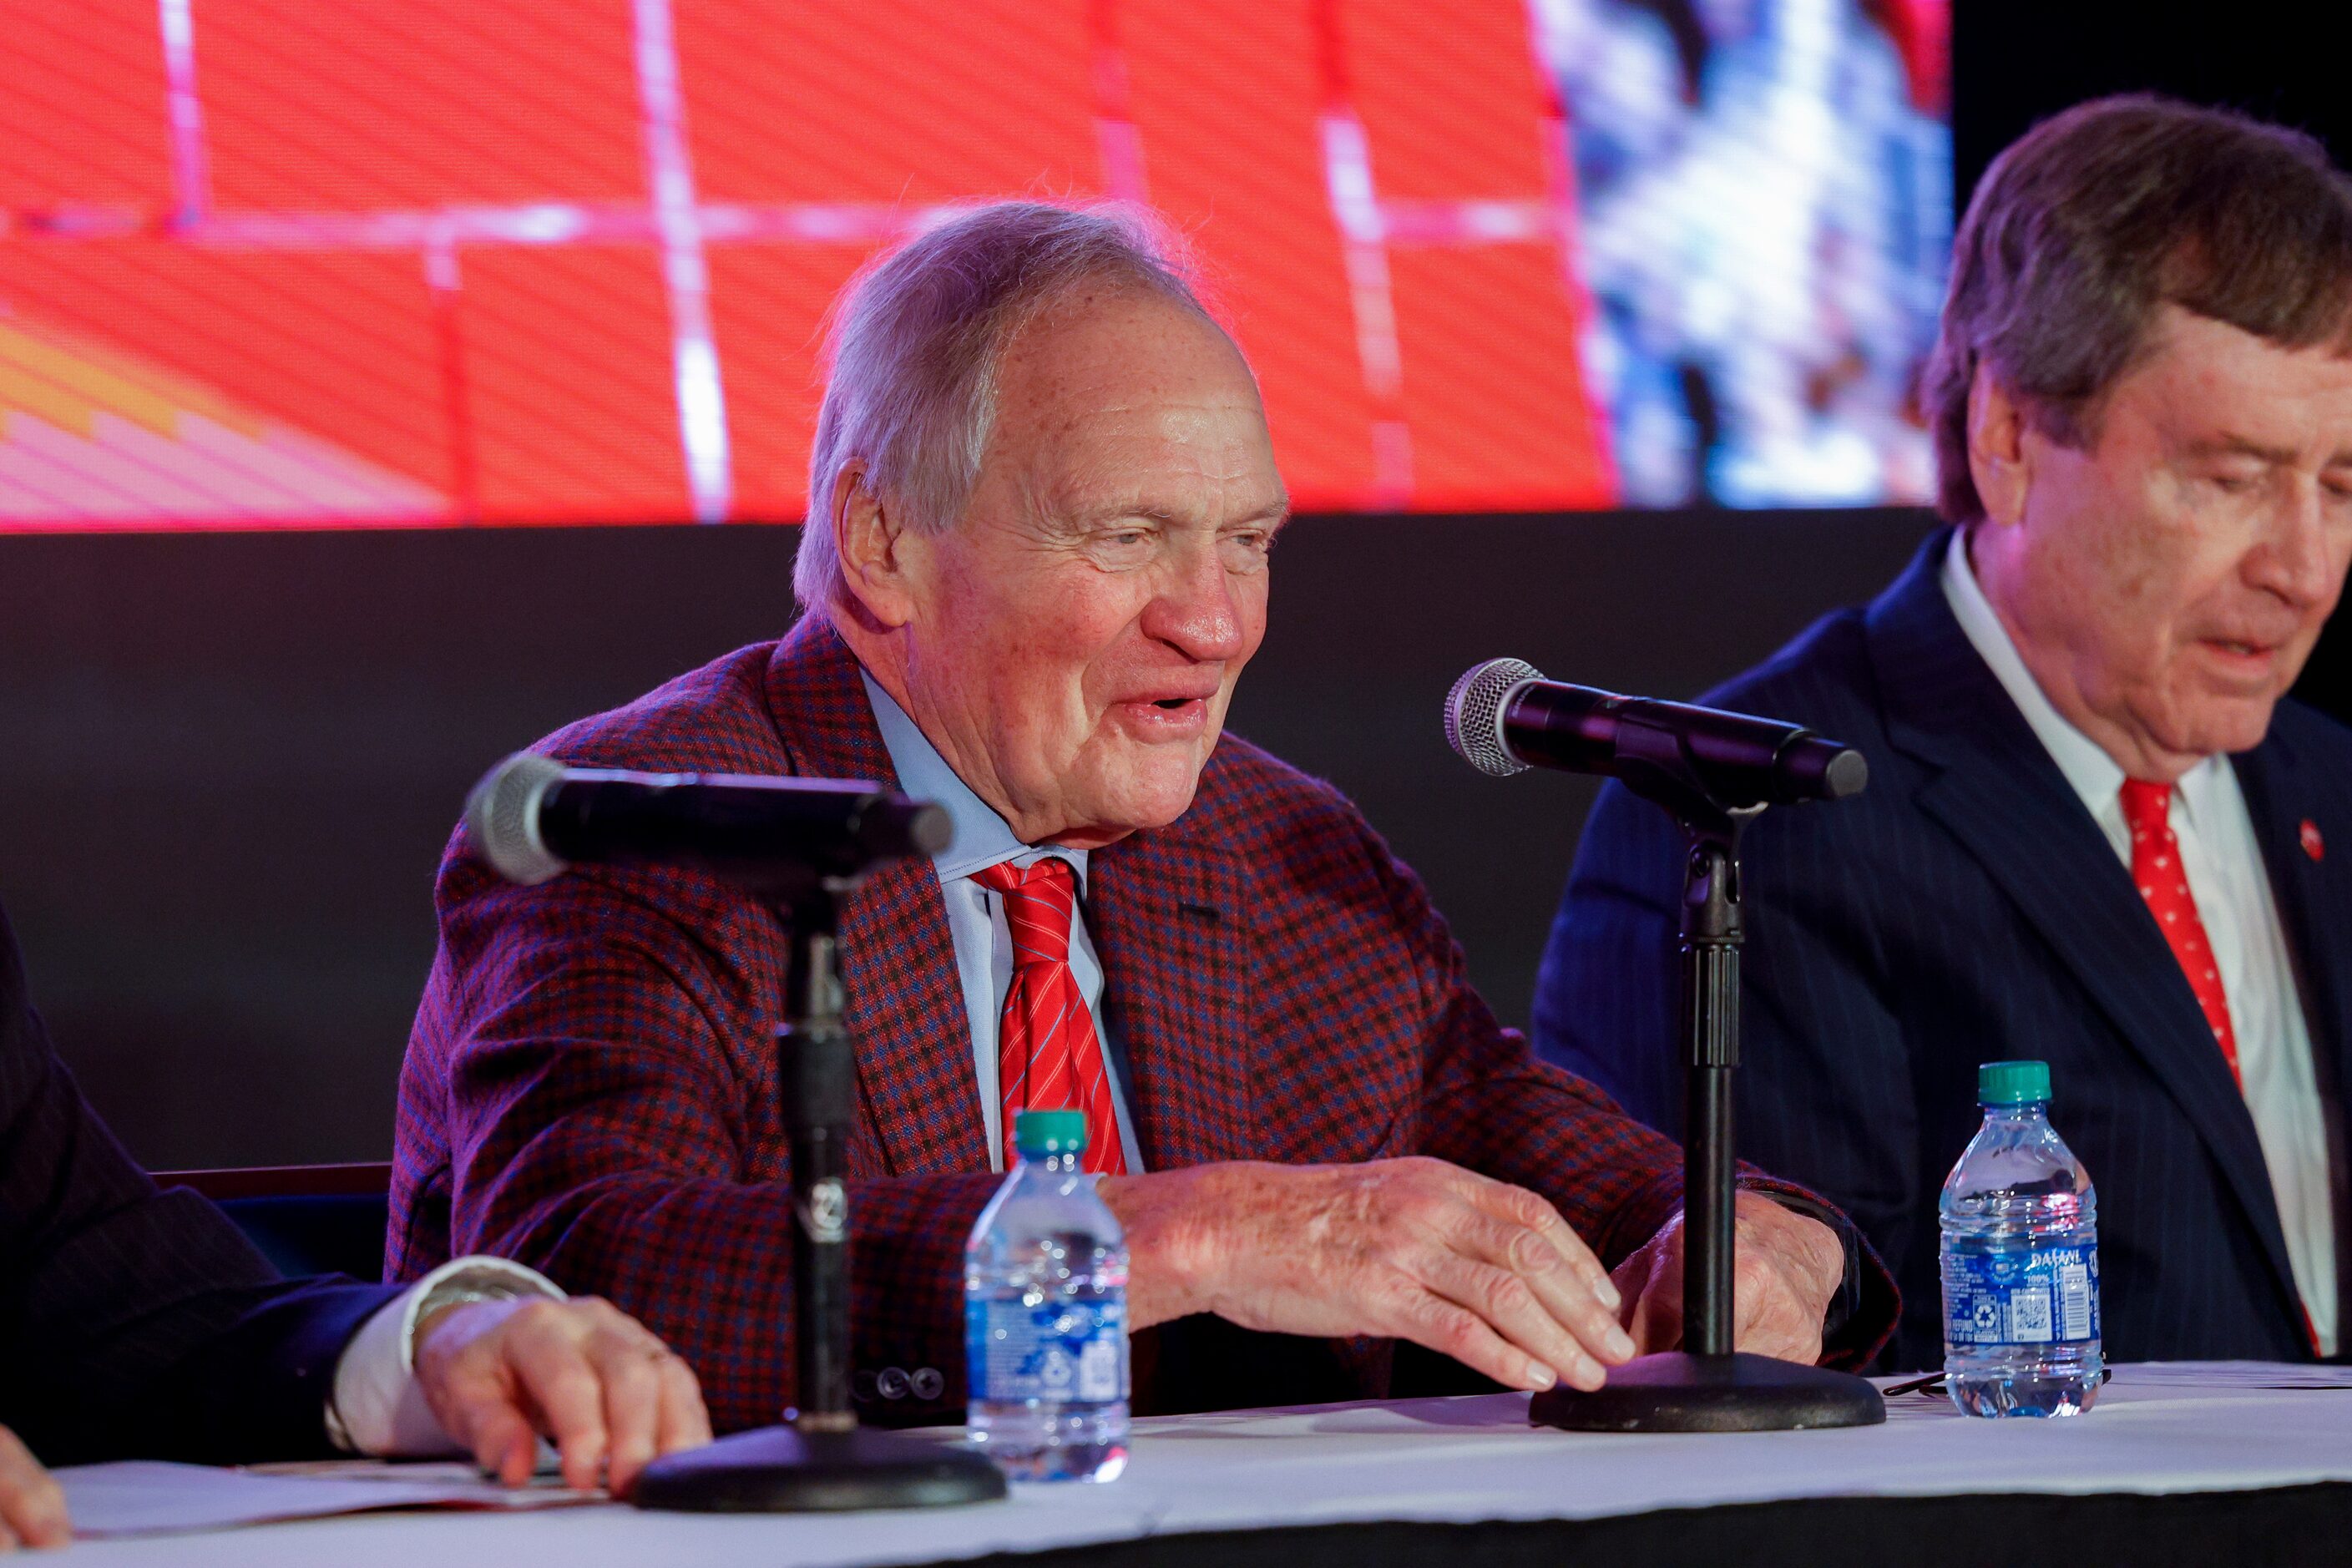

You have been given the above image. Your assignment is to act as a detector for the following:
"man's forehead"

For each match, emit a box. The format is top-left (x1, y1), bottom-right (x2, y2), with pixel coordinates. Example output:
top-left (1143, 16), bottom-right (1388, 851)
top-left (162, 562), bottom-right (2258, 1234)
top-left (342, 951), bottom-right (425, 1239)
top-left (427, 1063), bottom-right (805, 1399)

top-left (999, 286), bottom-right (1244, 392)
top-left (985, 290), bottom-right (1282, 511)
top-left (2127, 306), bottom-right (2352, 446)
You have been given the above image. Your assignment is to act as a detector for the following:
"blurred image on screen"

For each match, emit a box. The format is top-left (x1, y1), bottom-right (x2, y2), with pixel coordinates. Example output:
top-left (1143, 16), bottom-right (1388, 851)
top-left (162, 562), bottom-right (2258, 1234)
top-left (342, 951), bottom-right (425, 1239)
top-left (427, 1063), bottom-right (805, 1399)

top-left (0, 0), bottom-right (1947, 531)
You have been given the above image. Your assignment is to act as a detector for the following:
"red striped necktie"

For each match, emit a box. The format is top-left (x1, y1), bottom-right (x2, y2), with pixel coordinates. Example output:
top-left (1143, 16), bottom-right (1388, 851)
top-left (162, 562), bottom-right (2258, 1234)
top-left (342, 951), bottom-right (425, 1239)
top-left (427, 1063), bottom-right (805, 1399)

top-left (2119, 780), bottom-right (2242, 1090)
top-left (969, 856), bottom-right (1127, 1175)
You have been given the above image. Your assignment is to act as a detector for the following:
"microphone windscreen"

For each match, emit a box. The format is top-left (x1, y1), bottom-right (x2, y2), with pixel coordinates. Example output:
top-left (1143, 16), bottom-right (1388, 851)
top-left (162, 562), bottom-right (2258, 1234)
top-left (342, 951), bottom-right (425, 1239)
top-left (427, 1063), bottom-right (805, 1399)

top-left (1823, 746), bottom-right (1870, 801)
top-left (464, 751), bottom-right (569, 885)
top-left (1444, 658), bottom-right (1543, 777)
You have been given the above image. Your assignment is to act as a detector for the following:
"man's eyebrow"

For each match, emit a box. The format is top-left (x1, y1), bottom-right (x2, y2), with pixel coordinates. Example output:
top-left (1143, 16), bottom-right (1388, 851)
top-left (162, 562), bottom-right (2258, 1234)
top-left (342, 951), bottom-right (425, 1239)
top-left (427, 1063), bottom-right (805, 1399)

top-left (2183, 433), bottom-right (2303, 465)
top-left (2182, 432), bottom-right (2352, 470)
top-left (1065, 498), bottom-right (1171, 525)
top-left (1072, 499), bottom-right (1292, 528)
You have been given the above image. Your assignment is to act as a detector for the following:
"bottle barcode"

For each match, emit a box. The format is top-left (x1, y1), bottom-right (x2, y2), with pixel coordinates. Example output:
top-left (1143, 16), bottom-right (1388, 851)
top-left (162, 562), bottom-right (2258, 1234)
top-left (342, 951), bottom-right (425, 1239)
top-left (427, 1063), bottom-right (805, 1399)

top-left (2059, 1261), bottom-right (2092, 1340)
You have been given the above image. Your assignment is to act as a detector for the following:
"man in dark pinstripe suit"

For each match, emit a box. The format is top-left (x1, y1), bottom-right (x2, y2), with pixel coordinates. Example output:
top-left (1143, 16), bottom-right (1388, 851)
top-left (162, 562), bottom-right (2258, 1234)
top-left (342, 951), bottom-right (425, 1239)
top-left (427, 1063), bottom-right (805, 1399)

top-left (1538, 97), bottom-right (2352, 1372)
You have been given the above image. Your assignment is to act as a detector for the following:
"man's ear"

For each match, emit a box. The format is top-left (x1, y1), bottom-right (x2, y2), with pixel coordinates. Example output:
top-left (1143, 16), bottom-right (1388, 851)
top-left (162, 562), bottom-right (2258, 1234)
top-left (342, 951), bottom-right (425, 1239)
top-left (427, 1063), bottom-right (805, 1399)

top-left (832, 463), bottom-right (918, 630)
top-left (1965, 360), bottom-right (2036, 529)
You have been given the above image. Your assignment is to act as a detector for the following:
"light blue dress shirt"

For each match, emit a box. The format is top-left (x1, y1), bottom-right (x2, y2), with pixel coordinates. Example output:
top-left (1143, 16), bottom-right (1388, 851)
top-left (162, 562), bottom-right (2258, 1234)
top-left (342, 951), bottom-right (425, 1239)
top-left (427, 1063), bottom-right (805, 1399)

top-left (861, 672), bottom-right (1146, 1175)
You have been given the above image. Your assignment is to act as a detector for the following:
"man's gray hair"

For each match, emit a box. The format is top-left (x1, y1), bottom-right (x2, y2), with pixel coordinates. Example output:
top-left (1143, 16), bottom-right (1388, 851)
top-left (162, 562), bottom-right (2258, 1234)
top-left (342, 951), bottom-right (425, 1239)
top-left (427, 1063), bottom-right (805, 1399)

top-left (795, 200), bottom-right (1214, 615)
top-left (1923, 94), bottom-right (2352, 524)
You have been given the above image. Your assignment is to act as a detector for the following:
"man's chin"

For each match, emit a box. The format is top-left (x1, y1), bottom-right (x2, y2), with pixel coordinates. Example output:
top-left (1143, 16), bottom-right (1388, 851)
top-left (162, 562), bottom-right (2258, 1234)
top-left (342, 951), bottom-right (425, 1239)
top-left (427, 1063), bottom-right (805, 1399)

top-left (1101, 770), bottom-right (1208, 836)
top-left (1042, 765), bottom-right (1207, 847)
top-left (2168, 693), bottom-right (2283, 759)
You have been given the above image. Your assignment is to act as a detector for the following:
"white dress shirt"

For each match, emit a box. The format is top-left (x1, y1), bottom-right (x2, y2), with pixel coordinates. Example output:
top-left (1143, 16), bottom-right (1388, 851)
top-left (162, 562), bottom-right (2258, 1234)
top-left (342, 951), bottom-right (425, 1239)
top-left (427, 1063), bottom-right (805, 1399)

top-left (862, 673), bottom-right (1146, 1175)
top-left (327, 1255), bottom-right (564, 1455)
top-left (1944, 530), bottom-right (2338, 1353)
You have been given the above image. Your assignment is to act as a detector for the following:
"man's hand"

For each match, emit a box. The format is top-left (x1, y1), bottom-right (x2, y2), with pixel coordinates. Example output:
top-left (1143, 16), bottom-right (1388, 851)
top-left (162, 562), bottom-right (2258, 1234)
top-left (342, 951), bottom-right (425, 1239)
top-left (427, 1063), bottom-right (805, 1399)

top-left (1609, 1192), bottom-right (1846, 1363)
top-left (0, 1428), bottom-right (67, 1553)
top-left (413, 1296), bottom-right (711, 1496)
top-left (1100, 1158), bottom-right (1637, 1393)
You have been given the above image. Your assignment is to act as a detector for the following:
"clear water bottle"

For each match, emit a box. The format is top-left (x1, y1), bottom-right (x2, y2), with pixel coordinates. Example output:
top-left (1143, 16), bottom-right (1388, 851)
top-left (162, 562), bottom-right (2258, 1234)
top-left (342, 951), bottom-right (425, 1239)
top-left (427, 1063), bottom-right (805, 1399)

top-left (965, 1109), bottom-right (1130, 1481)
top-left (1940, 1060), bottom-right (2102, 1417)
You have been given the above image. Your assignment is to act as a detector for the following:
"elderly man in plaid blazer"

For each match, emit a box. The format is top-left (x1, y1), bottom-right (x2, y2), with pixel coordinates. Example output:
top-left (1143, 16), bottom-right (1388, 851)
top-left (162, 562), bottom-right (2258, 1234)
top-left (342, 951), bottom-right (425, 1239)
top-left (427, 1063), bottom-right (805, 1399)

top-left (392, 202), bottom-right (1894, 1433)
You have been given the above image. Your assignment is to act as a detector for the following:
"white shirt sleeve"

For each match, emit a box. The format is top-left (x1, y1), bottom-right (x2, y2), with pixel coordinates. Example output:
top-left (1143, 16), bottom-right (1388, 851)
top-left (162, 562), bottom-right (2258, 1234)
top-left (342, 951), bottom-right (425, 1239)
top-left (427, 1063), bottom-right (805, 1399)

top-left (325, 1257), bottom-right (565, 1457)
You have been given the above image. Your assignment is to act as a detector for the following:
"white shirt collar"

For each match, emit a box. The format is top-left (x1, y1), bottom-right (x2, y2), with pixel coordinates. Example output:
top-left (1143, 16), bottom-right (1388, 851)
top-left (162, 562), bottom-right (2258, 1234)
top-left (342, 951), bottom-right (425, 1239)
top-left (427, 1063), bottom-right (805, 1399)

top-left (858, 670), bottom-right (1087, 888)
top-left (1940, 528), bottom-right (2228, 829)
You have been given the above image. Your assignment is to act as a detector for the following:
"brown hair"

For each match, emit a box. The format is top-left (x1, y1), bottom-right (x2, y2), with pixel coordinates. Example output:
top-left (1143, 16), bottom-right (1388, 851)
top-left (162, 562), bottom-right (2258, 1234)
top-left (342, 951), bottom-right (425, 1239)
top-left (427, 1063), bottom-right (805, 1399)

top-left (1924, 94), bottom-right (2352, 523)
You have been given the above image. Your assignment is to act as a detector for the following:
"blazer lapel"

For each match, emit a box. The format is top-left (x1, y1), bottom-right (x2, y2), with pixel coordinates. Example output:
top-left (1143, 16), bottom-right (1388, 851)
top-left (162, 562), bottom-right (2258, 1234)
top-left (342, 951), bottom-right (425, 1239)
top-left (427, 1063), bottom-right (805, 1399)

top-left (2233, 731), bottom-right (2352, 1137)
top-left (1088, 807), bottom-right (1259, 1170)
top-left (761, 619), bottom-right (989, 1176)
top-left (1867, 535), bottom-right (2299, 1309)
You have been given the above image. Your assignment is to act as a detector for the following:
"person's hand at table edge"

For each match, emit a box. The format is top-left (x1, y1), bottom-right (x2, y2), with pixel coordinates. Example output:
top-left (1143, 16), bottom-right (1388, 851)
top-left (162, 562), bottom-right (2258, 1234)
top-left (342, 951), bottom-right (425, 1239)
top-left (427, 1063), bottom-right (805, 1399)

top-left (1100, 1157), bottom-right (1640, 1393)
top-left (0, 1427), bottom-right (68, 1553)
top-left (1607, 1192), bottom-right (1848, 1364)
top-left (412, 1295), bottom-right (712, 1496)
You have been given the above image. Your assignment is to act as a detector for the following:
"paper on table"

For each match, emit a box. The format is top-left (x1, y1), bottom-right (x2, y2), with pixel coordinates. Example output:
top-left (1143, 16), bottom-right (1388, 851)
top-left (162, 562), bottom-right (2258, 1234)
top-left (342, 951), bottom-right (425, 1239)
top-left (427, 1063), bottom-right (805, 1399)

top-left (58, 1460), bottom-right (599, 1540)
top-left (2107, 1360), bottom-right (2352, 1391)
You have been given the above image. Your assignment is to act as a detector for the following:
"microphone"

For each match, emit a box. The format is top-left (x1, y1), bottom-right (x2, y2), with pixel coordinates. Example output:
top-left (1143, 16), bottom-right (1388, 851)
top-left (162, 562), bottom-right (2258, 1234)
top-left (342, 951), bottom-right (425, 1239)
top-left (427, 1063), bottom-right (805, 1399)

top-left (1444, 658), bottom-right (1867, 807)
top-left (465, 751), bottom-right (953, 893)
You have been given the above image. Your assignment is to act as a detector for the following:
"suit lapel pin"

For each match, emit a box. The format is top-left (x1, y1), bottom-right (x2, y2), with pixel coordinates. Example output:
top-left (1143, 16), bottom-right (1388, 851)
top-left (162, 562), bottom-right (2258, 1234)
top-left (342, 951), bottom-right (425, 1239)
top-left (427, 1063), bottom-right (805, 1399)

top-left (2300, 818), bottom-right (2325, 863)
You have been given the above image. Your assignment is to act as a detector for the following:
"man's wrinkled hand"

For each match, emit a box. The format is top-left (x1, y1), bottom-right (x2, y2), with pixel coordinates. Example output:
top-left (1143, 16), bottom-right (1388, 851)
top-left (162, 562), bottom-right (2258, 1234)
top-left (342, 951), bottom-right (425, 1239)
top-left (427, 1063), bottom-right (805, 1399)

top-left (413, 1296), bottom-right (712, 1496)
top-left (1101, 1157), bottom-right (1638, 1393)
top-left (1610, 1192), bottom-right (1845, 1363)
top-left (0, 1427), bottom-right (67, 1553)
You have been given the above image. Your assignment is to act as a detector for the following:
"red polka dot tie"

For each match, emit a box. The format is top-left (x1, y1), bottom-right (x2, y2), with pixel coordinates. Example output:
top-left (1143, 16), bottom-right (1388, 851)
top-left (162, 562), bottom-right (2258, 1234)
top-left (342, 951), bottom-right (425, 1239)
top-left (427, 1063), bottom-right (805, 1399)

top-left (969, 857), bottom-right (1128, 1176)
top-left (2119, 781), bottom-right (2241, 1089)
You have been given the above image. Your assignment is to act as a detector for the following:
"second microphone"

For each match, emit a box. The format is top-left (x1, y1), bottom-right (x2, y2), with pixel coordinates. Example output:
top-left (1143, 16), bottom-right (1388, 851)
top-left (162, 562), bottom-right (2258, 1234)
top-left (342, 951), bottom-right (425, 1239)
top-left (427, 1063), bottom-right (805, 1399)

top-left (467, 751), bottom-right (953, 894)
top-left (1445, 658), bottom-right (1867, 807)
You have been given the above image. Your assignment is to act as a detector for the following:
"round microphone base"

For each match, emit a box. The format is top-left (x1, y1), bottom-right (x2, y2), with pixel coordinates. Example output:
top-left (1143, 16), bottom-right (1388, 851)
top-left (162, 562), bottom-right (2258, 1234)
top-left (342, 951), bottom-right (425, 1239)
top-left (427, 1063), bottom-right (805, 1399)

top-left (1529, 1351), bottom-right (1886, 1433)
top-left (632, 1423), bottom-right (1009, 1513)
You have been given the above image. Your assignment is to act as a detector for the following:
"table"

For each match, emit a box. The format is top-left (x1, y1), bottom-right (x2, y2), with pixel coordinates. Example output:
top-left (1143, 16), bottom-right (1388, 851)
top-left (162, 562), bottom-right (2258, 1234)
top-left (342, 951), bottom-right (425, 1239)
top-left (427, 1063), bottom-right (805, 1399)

top-left (63, 1363), bottom-right (2352, 1566)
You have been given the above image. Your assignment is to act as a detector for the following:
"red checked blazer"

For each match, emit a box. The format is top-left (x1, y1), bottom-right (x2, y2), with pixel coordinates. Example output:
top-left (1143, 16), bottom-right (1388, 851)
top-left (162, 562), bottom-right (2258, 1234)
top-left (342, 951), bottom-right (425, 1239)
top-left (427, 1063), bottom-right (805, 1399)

top-left (392, 618), bottom-right (1891, 1433)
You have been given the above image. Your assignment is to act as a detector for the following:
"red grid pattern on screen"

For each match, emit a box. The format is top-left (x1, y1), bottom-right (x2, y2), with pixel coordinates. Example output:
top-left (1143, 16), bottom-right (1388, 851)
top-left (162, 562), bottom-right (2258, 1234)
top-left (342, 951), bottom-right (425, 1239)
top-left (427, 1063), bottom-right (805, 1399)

top-left (1120, 0), bottom-right (1386, 504)
top-left (0, 0), bottom-right (1636, 529)
top-left (0, 240), bottom-right (448, 487)
top-left (199, 0), bottom-right (648, 210)
top-left (0, 2), bottom-right (174, 211)
top-left (677, 1), bottom-right (1105, 205)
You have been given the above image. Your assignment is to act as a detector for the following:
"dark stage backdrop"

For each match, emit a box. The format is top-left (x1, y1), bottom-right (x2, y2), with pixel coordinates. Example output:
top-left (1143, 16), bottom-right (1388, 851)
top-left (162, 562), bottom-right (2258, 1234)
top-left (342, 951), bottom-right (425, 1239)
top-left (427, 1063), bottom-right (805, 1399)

top-left (2, 510), bottom-right (1935, 1168)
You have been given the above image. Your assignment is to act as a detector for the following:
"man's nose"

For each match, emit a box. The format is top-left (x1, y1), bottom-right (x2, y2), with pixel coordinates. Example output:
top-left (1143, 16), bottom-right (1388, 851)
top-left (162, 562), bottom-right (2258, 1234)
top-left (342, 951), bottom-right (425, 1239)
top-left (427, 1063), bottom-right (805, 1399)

top-left (1143, 542), bottom-right (1247, 661)
top-left (2249, 478), bottom-right (2343, 609)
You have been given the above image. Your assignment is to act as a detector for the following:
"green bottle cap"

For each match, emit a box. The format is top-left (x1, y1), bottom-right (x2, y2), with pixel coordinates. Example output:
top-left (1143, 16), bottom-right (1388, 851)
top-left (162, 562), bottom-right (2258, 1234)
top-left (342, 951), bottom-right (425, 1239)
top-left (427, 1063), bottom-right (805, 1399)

top-left (1978, 1060), bottom-right (2052, 1106)
top-left (1014, 1108), bottom-right (1087, 1157)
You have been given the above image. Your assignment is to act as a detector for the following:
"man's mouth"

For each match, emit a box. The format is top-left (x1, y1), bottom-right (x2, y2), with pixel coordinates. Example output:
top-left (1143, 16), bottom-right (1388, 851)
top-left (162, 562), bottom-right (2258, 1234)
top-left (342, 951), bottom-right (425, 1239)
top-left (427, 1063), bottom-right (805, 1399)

top-left (1110, 690), bottom-right (1216, 739)
top-left (2197, 635), bottom-right (2285, 679)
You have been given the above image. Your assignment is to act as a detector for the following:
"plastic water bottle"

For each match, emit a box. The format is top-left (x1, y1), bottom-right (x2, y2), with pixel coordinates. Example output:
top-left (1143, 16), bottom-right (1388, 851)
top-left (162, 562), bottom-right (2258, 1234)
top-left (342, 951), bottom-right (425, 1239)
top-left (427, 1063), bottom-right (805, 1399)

top-left (1940, 1060), bottom-right (2102, 1417)
top-left (965, 1109), bottom-right (1130, 1481)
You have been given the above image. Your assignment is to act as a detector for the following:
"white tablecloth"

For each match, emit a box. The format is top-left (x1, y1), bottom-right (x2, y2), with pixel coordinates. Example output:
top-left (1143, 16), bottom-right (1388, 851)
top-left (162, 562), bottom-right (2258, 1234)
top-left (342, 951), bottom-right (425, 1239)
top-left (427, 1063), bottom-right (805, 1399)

top-left (60, 1363), bottom-right (2352, 1565)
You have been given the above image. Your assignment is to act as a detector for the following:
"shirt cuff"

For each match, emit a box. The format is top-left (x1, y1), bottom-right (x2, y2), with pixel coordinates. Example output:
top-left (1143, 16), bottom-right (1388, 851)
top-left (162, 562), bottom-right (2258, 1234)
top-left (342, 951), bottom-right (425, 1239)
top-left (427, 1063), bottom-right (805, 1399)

top-left (1753, 1187), bottom-right (1864, 1344)
top-left (326, 1257), bottom-right (564, 1457)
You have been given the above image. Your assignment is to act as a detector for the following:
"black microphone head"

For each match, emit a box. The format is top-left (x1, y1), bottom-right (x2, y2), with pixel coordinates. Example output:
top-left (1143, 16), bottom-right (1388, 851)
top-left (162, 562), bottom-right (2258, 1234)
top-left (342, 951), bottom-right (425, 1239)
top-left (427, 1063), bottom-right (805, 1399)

top-left (1773, 736), bottom-right (1870, 803)
top-left (861, 796), bottom-right (955, 861)
top-left (1823, 746), bottom-right (1869, 800)
top-left (1445, 658), bottom-right (1544, 777)
top-left (464, 751), bottom-right (569, 885)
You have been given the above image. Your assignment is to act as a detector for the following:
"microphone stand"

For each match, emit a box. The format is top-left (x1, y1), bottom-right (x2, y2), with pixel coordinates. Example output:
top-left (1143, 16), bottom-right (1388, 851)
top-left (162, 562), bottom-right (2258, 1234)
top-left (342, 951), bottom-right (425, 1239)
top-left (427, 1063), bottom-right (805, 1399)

top-left (635, 887), bottom-right (1006, 1510)
top-left (1529, 716), bottom-right (1884, 1432)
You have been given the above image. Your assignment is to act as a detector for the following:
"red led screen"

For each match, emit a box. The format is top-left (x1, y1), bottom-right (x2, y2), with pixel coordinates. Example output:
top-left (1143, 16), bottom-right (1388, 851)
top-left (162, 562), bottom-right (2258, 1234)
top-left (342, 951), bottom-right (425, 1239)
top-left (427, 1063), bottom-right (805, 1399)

top-left (0, 0), bottom-right (1950, 530)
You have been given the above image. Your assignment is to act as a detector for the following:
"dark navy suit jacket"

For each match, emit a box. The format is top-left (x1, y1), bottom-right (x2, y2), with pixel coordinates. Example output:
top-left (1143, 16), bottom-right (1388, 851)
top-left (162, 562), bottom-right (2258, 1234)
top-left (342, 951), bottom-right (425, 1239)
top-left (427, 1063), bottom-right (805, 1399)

top-left (0, 902), bottom-right (393, 1464)
top-left (1535, 530), bottom-right (2352, 1372)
